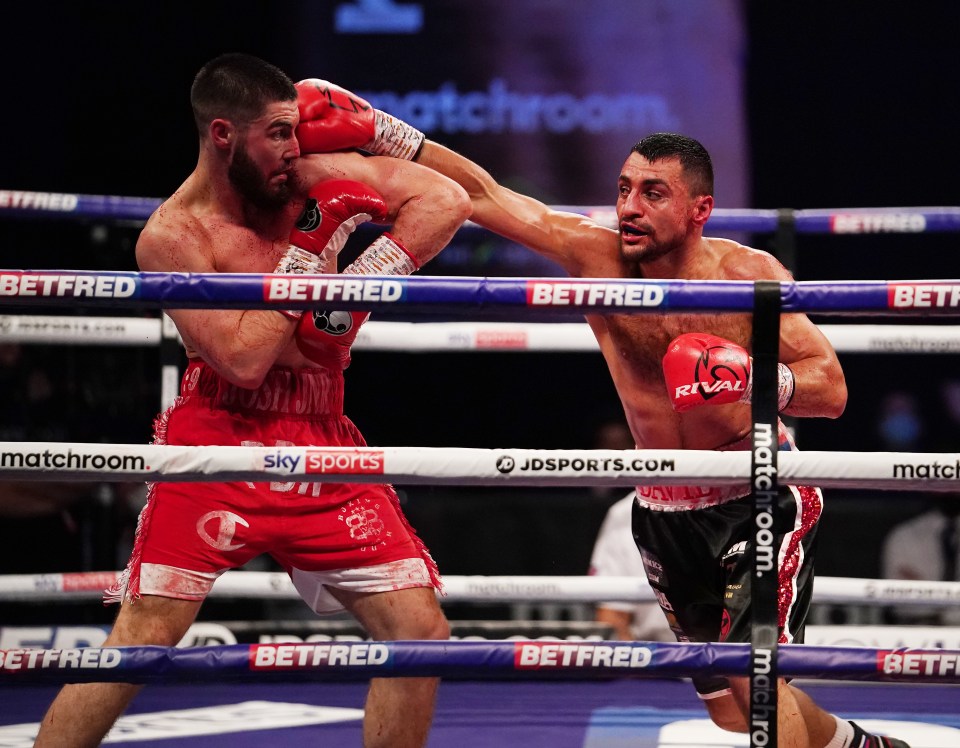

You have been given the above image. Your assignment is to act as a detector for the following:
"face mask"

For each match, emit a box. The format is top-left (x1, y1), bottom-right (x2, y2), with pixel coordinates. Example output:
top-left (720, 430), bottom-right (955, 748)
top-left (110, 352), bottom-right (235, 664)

top-left (879, 412), bottom-right (921, 448)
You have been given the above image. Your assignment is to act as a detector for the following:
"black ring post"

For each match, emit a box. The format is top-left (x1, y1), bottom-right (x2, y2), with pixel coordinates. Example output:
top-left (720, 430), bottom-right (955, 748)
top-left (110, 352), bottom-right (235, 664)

top-left (750, 280), bottom-right (782, 748)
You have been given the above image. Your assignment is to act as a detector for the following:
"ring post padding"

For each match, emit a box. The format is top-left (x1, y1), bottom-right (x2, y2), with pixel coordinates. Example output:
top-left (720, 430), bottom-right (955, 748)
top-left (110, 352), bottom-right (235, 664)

top-left (750, 280), bottom-right (782, 747)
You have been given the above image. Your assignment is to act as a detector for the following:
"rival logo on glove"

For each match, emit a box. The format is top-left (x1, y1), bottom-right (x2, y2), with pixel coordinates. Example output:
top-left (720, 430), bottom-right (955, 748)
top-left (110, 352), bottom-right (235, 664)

top-left (673, 379), bottom-right (746, 399)
top-left (662, 333), bottom-right (753, 413)
top-left (673, 345), bottom-right (749, 401)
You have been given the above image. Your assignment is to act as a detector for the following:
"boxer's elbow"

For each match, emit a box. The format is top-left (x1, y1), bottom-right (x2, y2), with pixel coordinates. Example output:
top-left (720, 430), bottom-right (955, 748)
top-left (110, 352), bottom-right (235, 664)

top-left (822, 372), bottom-right (848, 419)
top-left (228, 367), bottom-right (271, 390)
top-left (402, 180), bottom-right (471, 266)
top-left (435, 179), bottom-right (471, 229)
top-left (220, 360), bottom-right (271, 390)
top-left (212, 347), bottom-right (277, 390)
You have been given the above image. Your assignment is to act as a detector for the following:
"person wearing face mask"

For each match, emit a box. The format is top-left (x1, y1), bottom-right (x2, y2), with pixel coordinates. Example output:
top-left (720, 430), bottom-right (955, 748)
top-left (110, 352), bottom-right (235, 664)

top-left (881, 495), bottom-right (960, 626)
top-left (876, 391), bottom-right (925, 451)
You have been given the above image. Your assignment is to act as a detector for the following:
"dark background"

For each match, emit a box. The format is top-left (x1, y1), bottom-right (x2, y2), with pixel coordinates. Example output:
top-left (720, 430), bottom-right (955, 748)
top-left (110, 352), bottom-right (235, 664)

top-left (0, 2), bottom-right (958, 617)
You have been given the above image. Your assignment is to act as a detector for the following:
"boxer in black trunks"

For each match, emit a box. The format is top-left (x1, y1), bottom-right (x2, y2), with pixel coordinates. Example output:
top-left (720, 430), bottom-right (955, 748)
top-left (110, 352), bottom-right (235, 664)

top-left (296, 85), bottom-right (910, 748)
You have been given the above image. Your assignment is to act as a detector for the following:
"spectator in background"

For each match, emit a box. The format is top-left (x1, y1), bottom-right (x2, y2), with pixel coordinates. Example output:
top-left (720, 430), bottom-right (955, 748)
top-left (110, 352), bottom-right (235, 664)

top-left (0, 343), bottom-right (71, 442)
top-left (875, 390), bottom-right (925, 451)
top-left (932, 379), bottom-right (960, 452)
top-left (881, 494), bottom-right (960, 626)
top-left (0, 343), bottom-right (99, 580)
top-left (588, 491), bottom-right (674, 642)
top-left (589, 418), bottom-right (636, 501)
top-left (0, 481), bottom-right (92, 572)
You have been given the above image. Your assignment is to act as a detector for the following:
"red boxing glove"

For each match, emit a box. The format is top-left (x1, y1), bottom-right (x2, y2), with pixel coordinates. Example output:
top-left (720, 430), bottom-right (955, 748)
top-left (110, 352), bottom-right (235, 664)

top-left (295, 79), bottom-right (376, 153)
top-left (274, 179), bottom-right (386, 369)
top-left (295, 233), bottom-right (420, 370)
top-left (295, 308), bottom-right (369, 370)
top-left (663, 333), bottom-right (751, 412)
top-left (285, 179), bottom-right (388, 270)
top-left (285, 180), bottom-right (420, 369)
top-left (663, 333), bottom-right (796, 413)
top-left (296, 78), bottom-right (425, 160)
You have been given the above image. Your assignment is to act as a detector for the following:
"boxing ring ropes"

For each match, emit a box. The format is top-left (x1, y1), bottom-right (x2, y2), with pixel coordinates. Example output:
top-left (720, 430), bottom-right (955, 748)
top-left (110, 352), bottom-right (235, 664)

top-left (2, 194), bottom-right (960, 746)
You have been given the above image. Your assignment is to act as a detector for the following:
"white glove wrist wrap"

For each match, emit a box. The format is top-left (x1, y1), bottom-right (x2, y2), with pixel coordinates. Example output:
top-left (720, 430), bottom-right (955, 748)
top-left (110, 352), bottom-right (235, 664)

top-left (365, 109), bottom-right (425, 160)
top-left (345, 234), bottom-right (418, 276)
top-left (275, 245), bottom-right (324, 275)
top-left (273, 245), bottom-right (325, 320)
top-left (739, 363), bottom-right (796, 412)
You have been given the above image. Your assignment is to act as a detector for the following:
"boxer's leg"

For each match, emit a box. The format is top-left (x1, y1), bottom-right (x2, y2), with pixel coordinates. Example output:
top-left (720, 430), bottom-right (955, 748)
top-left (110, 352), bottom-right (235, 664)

top-left (34, 596), bottom-right (202, 748)
top-left (330, 584), bottom-right (449, 748)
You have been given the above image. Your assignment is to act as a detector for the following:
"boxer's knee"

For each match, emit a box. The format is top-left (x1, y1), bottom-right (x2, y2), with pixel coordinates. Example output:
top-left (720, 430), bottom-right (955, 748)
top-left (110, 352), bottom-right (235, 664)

top-left (107, 595), bottom-right (203, 646)
top-left (700, 676), bottom-right (753, 733)
top-left (703, 691), bottom-right (749, 733)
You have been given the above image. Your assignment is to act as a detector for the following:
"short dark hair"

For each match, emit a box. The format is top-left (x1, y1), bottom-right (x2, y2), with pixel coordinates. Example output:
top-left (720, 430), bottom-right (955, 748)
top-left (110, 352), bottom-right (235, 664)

top-left (631, 133), bottom-right (714, 197)
top-left (190, 53), bottom-right (297, 136)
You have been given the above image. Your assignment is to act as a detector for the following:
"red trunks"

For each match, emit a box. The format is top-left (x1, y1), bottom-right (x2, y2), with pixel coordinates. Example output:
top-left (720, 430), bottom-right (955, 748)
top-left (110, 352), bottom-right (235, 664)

top-left (107, 361), bottom-right (439, 612)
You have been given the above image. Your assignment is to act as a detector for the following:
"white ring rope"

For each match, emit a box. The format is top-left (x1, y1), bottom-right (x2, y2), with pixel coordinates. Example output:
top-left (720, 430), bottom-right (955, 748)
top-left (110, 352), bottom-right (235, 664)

top-left (0, 315), bottom-right (163, 345)
top-left (4, 315), bottom-right (960, 353)
top-left (2, 569), bottom-right (959, 607)
top-left (1, 442), bottom-right (959, 490)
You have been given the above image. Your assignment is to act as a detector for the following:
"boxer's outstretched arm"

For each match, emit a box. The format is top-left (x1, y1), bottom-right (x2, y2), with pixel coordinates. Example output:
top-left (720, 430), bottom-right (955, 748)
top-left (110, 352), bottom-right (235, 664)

top-left (292, 79), bottom-right (612, 274)
top-left (416, 141), bottom-right (617, 277)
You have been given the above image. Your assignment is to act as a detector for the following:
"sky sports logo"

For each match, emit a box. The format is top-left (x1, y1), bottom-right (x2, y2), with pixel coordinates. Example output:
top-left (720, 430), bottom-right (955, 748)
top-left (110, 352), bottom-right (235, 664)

top-left (262, 450), bottom-right (384, 474)
top-left (305, 450), bottom-right (384, 475)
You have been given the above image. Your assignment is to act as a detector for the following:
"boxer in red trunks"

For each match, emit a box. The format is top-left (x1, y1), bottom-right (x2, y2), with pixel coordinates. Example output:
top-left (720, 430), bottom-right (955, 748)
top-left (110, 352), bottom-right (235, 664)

top-left (292, 84), bottom-right (910, 747)
top-left (34, 54), bottom-right (469, 748)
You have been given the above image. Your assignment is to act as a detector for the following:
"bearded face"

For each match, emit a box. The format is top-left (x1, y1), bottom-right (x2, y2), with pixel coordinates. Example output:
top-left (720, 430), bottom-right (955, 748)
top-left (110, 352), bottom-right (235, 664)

top-left (619, 230), bottom-right (677, 266)
top-left (227, 136), bottom-right (297, 211)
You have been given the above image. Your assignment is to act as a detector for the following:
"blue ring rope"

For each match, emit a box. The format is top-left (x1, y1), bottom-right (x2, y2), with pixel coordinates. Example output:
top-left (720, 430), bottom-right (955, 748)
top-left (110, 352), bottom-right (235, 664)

top-left (3, 271), bottom-right (960, 316)
top-left (2, 190), bottom-right (960, 234)
top-left (1, 640), bottom-right (955, 685)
